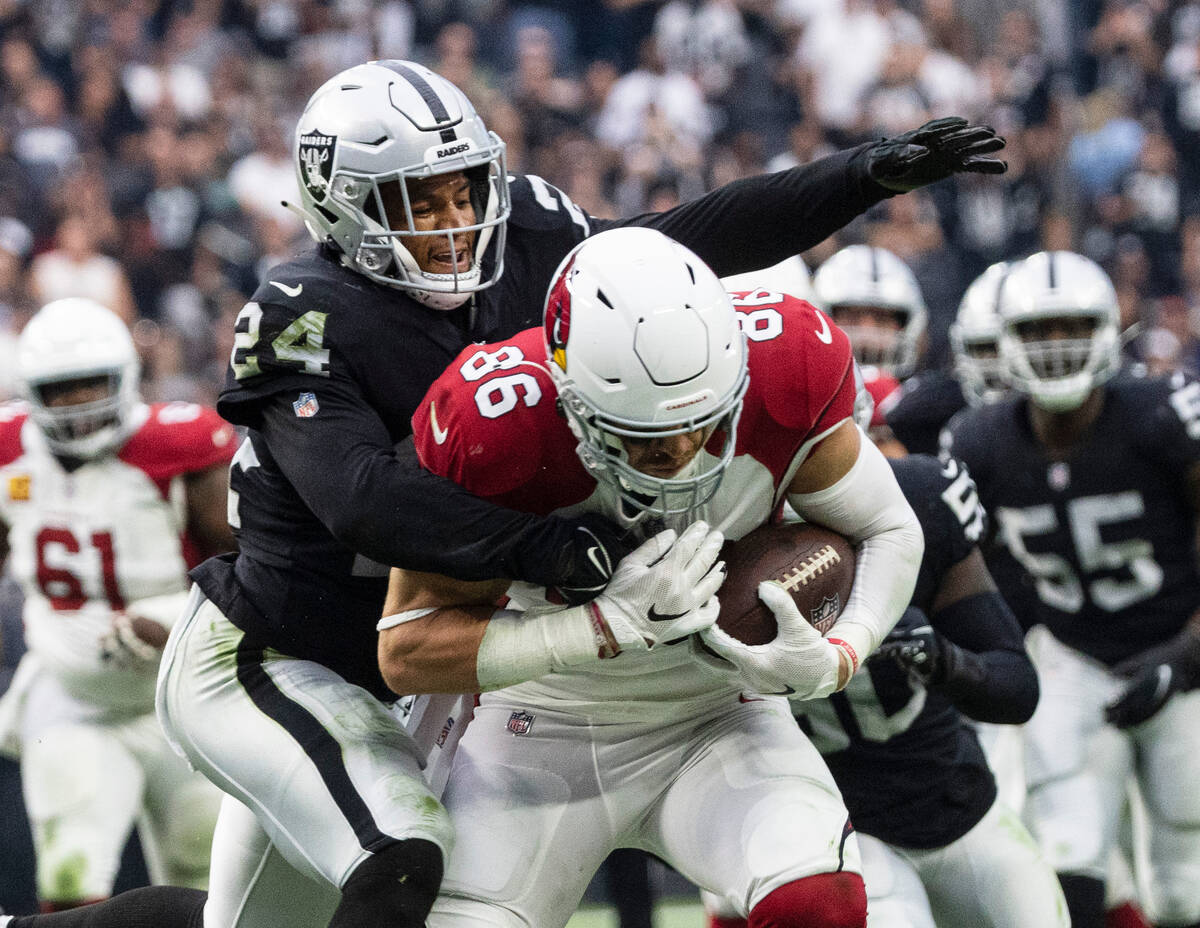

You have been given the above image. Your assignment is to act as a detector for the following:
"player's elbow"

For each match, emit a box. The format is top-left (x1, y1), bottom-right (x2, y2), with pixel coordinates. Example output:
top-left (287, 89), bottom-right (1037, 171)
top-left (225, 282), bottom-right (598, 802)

top-left (378, 627), bottom-right (422, 695)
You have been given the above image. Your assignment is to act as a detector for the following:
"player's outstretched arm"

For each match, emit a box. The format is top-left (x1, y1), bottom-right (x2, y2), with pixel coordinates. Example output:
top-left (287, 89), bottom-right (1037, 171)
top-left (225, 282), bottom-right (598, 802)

top-left (377, 523), bottom-right (725, 695)
top-left (880, 550), bottom-right (1038, 724)
top-left (786, 421), bottom-right (924, 680)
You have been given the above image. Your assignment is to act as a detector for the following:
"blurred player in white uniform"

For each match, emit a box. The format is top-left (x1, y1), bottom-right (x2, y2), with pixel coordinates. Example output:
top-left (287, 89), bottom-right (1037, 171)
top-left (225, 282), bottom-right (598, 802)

top-left (0, 299), bottom-right (234, 909)
top-left (382, 227), bottom-right (924, 928)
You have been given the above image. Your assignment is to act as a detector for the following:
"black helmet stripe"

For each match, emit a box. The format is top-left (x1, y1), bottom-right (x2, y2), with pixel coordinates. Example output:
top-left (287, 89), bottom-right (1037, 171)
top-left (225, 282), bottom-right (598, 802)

top-left (376, 60), bottom-right (459, 144)
top-left (1047, 251), bottom-right (1057, 290)
top-left (869, 247), bottom-right (881, 283)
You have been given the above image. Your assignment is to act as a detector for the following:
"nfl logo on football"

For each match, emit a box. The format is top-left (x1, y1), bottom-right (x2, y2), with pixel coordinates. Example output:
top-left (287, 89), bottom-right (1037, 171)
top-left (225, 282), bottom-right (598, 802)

top-left (293, 392), bottom-right (320, 418)
top-left (507, 711), bottom-right (535, 736)
top-left (810, 595), bottom-right (841, 633)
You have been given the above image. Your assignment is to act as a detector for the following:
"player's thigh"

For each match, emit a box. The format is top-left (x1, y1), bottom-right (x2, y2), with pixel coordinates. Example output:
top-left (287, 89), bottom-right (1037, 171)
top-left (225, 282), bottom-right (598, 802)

top-left (156, 590), bottom-right (451, 889)
top-left (855, 833), bottom-right (935, 928)
top-left (203, 793), bottom-right (339, 928)
top-left (1136, 690), bottom-right (1200, 924)
top-left (1022, 635), bottom-right (1133, 874)
top-left (431, 702), bottom-right (629, 928)
top-left (647, 698), bottom-right (858, 917)
top-left (919, 800), bottom-right (1069, 928)
top-left (22, 721), bottom-right (144, 899)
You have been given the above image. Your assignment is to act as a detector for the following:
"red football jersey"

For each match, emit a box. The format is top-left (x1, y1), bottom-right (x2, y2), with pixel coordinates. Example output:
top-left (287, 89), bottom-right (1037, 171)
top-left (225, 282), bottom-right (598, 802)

top-left (413, 293), bottom-right (855, 517)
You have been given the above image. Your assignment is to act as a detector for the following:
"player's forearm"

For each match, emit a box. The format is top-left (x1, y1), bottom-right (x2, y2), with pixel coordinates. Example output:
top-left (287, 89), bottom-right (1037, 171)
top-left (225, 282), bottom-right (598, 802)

top-left (377, 606), bottom-right (493, 694)
top-left (790, 437), bottom-right (924, 663)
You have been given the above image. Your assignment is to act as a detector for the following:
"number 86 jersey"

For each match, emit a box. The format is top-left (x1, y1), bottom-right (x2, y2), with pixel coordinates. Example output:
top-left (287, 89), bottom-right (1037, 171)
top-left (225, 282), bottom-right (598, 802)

top-left (0, 401), bottom-right (236, 711)
top-left (943, 369), bottom-right (1200, 666)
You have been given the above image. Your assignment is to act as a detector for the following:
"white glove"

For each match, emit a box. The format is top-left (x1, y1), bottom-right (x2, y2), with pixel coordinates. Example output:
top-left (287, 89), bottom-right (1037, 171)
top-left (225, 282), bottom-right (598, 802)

top-left (98, 612), bottom-right (165, 670)
top-left (700, 581), bottom-right (846, 699)
top-left (594, 521), bottom-right (725, 652)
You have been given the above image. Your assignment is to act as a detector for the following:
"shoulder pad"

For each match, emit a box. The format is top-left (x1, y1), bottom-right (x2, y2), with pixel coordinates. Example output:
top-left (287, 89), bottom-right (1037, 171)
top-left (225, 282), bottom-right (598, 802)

top-left (413, 329), bottom-right (592, 511)
top-left (506, 174), bottom-right (594, 237)
top-left (737, 293), bottom-right (855, 433)
top-left (119, 403), bottom-right (237, 480)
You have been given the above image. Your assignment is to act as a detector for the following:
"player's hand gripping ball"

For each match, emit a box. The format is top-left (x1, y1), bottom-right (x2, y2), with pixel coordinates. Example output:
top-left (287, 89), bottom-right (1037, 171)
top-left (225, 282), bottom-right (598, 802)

top-left (717, 523), bottom-right (855, 645)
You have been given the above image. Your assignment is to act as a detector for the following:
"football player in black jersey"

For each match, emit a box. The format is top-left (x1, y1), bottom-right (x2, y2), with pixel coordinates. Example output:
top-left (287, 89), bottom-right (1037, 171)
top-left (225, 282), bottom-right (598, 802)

top-left (886, 260), bottom-right (1012, 456)
top-left (705, 375), bottom-right (1066, 928)
top-left (0, 65), bottom-right (1007, 928)
top-left (944, 251), bottom-right (1200, 928)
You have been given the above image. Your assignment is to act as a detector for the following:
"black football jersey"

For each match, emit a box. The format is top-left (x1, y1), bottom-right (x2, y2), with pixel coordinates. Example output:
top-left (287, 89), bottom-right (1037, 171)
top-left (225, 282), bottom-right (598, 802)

top-left (795, 454), bottom-right (997, 849)
top-left (193, 157), bottom-right (890, 699)
top-left (944, 370), bottom-right (1200, 666)
top-left (885, 368), bottom-right (969, 457)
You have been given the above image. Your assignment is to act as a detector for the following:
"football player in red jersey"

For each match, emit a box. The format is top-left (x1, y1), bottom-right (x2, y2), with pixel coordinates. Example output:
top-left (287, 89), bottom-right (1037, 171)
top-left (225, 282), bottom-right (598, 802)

top-left (376, 227), bottom-right (923, 928)
top-left (0, 298), bottom-right (235, 910)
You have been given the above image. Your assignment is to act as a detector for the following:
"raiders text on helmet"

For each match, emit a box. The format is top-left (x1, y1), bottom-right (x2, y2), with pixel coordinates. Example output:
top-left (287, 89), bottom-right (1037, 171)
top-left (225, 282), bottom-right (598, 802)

top-left (292, 60), bottom-right (511, 310)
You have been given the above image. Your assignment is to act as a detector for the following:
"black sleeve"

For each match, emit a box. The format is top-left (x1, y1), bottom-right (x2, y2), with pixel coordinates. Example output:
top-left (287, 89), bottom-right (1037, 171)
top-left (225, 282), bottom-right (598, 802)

top-left (611, 143), bottom-right (890, 278)
top-left (931, 591), bottom-right (1039, 724)
top-left (255, 379), bottom-right (622, 587)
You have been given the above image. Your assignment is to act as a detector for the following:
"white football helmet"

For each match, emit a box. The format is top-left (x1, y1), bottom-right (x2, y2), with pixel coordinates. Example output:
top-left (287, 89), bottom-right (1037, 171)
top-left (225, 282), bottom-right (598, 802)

top-left (17, 298), bottom-right (142, 459)
top-left (544, 228), bottom-right (749, 521)
top-left (997, 251), bottom-right (1120, 412)
top-left (720, 254), bottom-right (812, 303)
top-left (951, 261), bottom-right (1010, 407)
top-left (811, 245), bottom-right (927, 378)
top-left (293, 60), bottom-right (510, 310)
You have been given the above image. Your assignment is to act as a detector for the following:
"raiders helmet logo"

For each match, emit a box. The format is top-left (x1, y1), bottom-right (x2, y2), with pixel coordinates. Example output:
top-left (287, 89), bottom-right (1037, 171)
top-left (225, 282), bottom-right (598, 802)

top-left (545, 255), bottom-right (578, 372)
top-left (298, 130), bottom-right (337, 202)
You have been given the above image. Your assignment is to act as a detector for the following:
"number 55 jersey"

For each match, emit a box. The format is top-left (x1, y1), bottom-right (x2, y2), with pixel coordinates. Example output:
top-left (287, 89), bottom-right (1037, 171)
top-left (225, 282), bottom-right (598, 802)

top-left (943, 369), bottom-right (1200, 666)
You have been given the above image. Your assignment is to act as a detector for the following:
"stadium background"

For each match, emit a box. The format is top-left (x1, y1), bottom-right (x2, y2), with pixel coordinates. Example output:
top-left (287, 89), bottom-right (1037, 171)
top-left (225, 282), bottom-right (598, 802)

top-left (0, 0), bottom-right (1192, 921)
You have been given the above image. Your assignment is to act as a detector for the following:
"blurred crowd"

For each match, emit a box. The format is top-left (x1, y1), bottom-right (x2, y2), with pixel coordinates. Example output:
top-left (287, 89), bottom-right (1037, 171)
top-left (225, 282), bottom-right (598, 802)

top-left (3, 0), bottom-right (1200, 402)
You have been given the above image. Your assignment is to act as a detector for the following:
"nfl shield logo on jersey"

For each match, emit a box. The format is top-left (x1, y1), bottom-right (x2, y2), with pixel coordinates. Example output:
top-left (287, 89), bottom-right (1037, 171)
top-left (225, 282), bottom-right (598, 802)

top-left (1047, 461), bottom-right (1070, 491)
top-left (293, 392), bottom-right (320, 418)
top-left (507, 711), bottom-right (535, 736)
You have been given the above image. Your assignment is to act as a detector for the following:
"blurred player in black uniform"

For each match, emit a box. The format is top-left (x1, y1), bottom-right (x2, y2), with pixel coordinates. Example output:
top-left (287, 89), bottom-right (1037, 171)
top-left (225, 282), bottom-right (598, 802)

top-left (879, 260), bottom-right (1011, 456)
top-left (704, 371), bottom-right (1066, 928)
top-left (944, 251), bottom-right (1200, 928)
top-left (0, 63), bottom-right (1006, 928)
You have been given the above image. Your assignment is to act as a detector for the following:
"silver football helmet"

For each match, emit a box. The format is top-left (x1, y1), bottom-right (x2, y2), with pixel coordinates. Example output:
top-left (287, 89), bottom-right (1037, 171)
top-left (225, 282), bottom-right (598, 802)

top-left (951, 261), bottom-right (1010, 407)
top-left (293, 60), bottom-right (510, 310)
top-left (16, 298), bottom-right (142, 459)
top-left (997, 251), bottom-right (1120, 412)
top-left (812, 245), bottom-right (927, 378)
top-left (544, 227), bottom-right (749, 521)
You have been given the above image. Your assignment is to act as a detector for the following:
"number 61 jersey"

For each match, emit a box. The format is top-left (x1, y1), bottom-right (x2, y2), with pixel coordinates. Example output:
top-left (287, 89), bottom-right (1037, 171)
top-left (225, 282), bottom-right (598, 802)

top-left (0, 401), bottom-right (236, 711)
top-left (943, 370), bottom-right (1200, 666)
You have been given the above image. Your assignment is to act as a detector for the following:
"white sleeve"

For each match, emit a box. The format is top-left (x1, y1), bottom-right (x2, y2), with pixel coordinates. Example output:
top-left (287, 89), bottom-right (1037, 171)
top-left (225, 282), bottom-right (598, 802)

top-left (787, 431), bottom-right (923, 667)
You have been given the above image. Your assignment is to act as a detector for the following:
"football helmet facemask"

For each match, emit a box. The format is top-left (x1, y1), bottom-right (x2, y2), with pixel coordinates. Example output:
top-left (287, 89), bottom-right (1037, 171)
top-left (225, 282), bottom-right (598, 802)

top-left (17, 298), bottom-right (142, 459)
top-left (951, 261), bottom-right (1010, 407)
top-left (997, 251), bottom-right (1121, 412)
top-left (544, 228), bottom-right (749, 523)
top-left (811, 245), bottom-right (927, 378)
top-left (293, 60), bottom-right (510, 310)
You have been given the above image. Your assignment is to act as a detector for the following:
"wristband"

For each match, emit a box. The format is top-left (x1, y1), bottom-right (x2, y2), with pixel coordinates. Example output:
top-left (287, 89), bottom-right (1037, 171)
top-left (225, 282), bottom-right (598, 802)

top-left (827, 637), bottom-right (860, 674)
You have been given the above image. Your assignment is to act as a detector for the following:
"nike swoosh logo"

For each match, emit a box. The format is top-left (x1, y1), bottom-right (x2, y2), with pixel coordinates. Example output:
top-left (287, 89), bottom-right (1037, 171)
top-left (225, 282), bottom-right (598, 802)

top-left (429, 401), bottom-right (449, 445)
top-left (766, 685), bottom-right (797, 696)
top-left (647, 606), bottom-right (687, 622)
top-left (813, 308), bottom-right (833, 344)
top-left (270, 281), bottom-right (303, 298)
top-left (585, 545), bottom-right (609, 578)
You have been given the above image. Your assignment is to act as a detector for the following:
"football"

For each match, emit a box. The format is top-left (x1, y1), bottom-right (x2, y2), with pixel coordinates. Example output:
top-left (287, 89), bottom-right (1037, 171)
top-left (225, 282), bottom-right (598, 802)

top-left (716, 523), bottom-right (856, 645)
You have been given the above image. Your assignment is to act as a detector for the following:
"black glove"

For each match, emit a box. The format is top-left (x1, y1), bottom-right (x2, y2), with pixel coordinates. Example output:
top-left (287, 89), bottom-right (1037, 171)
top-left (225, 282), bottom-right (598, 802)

top-left (866, 116), bottom-right (1007, 193)
top-left (552, 512), bottom-right (638, 605)
top-left (1105, 627), bottom-right (1200, 728)
top-left (877, 622), bottom-right (958, 685)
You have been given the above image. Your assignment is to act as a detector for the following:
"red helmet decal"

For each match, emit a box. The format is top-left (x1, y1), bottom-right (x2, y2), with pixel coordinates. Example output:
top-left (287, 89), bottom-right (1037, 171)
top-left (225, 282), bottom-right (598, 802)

top-left (545, 253), bottom-right (577, 372)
